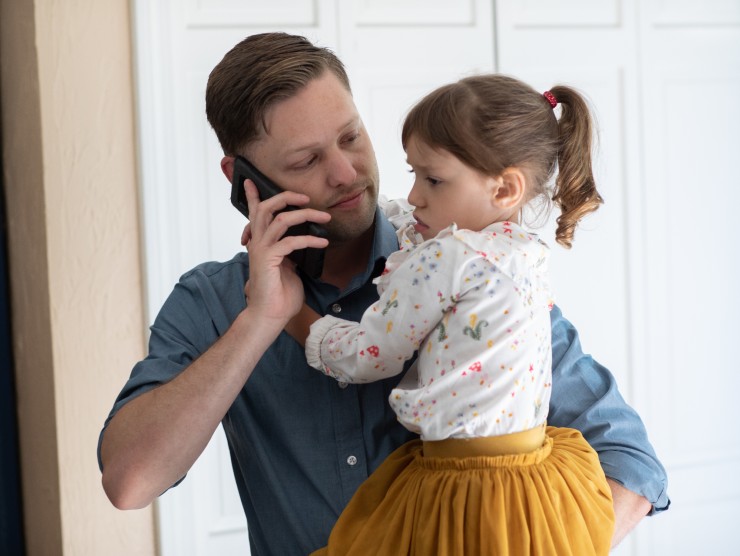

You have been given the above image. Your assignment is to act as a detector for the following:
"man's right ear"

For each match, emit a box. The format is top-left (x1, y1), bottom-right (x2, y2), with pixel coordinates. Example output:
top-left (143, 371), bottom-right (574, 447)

top-left (221, 156), bottom-right (235, 182)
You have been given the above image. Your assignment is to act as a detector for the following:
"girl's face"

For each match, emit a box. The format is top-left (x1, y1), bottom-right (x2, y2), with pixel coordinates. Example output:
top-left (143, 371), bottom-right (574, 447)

top-left (405, 135), bottom-right (510, 240)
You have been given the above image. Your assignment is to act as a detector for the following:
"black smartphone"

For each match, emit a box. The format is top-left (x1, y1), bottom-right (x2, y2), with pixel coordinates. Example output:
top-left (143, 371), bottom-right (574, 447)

top-left (231, 155), bottom-right (327, 279)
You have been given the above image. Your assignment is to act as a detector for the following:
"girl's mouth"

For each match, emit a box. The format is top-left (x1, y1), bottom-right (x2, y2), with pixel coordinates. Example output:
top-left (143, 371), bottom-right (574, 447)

top-left (413, 214), bottom-right (429, 234)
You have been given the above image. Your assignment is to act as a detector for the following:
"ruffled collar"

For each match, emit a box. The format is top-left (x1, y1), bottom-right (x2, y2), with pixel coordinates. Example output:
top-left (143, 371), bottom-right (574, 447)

top-left (373, 221), bottom-right (549, 293)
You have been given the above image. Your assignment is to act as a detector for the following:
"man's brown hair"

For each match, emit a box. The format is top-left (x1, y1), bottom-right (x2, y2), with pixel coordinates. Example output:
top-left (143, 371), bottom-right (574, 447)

top-left (206, 32), bottom-right (350, 156)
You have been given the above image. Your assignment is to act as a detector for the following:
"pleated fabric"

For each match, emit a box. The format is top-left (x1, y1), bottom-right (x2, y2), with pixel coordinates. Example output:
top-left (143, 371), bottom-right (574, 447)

top-left (311, 427), bottom-right (614, 556)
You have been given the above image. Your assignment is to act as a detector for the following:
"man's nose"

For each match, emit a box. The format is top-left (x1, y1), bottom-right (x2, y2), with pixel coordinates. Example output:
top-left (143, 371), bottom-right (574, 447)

top-left (326, 150), bottom-right (358, 187)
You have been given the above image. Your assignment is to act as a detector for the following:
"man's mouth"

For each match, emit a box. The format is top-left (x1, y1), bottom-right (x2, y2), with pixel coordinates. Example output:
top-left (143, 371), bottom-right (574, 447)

top-left (329, 189), bottom-right (365, 209)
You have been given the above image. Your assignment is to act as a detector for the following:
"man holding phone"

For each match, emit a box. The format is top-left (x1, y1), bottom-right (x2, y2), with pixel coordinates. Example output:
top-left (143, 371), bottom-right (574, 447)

top-left (99, 32), bottom-right (669, 555)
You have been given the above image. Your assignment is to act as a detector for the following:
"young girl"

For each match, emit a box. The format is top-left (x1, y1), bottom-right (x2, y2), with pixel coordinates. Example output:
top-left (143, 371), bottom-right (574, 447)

top-left (290, 74), bottom-right (615, 555)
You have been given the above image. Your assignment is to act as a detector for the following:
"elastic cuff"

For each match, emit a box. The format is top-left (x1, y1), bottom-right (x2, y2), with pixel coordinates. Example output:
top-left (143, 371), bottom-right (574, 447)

top-left (305, 315), bottom-right (346, 372)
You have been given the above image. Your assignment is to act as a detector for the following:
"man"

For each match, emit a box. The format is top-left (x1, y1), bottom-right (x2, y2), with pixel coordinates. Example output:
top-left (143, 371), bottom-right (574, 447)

top-left (99, 32), bottom-right (669, 555)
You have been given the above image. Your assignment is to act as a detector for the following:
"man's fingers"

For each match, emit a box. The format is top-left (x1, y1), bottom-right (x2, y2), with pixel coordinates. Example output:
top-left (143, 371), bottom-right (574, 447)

top-left (242, 179), bottom-right (331, 260)
top-left (257, 208), bottom-right (331, 245)
top-left (243, 179), bottom-right (261, 218)
top-left (241, 222), bottom-right (252, 246)
top-left (271, 234), bottom-right (330, 258)
top-left (271, 208), bottom-right (331, 229)
top-left (244, 179), bottom-right (313, 223)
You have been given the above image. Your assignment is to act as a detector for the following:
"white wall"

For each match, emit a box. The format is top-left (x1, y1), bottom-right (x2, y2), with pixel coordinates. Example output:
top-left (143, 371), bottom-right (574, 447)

top-left (131, 1), bottom-right (740, 554)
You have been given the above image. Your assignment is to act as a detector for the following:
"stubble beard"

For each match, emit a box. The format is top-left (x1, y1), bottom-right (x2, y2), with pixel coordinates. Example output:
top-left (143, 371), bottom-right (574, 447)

top-left (323, 179), bottom-right (379, 243)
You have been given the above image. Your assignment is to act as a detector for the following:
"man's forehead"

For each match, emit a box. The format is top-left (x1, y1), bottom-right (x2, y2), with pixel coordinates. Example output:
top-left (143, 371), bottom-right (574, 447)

top-left (245, 72), bottom-right (359, 157)
top-left (267, 77), bottom-right (355, 124)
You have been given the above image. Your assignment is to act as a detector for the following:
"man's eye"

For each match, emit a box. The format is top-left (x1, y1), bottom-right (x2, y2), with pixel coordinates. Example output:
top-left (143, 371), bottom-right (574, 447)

top-left (343, 132), bottom-right (360, 144)
top-left (295, 155), bottom-right (317, 169)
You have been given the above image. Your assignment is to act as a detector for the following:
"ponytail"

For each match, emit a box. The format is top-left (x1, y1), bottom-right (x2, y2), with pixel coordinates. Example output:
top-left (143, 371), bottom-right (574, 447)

top-left (401, 75), bottom-right (603, 249)
top-left (549, 86), bottom-right (603, 248)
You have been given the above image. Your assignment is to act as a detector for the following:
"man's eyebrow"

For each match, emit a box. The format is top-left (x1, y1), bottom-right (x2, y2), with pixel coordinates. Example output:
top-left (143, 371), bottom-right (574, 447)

top-left (285, 141), bottom-right (320, 156)
top-left (284, 117), bottom-right (361, 155)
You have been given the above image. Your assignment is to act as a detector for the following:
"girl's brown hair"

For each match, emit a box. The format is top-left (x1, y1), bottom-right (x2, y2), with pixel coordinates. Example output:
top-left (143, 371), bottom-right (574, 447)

top-left (401, 74), bottom-right (602, 248)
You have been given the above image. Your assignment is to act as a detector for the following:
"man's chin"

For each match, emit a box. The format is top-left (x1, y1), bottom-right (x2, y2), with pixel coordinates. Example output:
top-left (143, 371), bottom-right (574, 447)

top-left (325, 190), bottom-right (377, 242)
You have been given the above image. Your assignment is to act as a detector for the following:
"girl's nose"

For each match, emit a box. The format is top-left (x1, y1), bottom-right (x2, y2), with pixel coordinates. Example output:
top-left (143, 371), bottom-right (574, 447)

top-left (407, 180), bottom-right (423, 207)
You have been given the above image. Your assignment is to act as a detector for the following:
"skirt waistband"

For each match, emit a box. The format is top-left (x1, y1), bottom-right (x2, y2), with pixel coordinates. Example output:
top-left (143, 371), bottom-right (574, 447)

top-left (422, 424), bottom-right (547, 458)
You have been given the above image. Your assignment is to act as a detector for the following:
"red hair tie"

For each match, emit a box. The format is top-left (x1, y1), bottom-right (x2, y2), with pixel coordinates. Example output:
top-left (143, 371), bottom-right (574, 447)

top-left (543, 91), bottom-right (557, 108)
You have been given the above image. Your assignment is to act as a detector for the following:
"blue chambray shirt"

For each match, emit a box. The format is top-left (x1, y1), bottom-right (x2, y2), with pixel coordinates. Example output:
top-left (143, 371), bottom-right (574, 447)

top-left (99, 208), bottom-right (669, 556)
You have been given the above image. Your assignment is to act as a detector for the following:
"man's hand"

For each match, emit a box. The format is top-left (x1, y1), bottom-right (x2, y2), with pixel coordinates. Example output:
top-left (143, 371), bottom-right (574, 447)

top-left (607, 478), bottom-right (652, 548)
top-left (241, 179), bottom-right (329, 324)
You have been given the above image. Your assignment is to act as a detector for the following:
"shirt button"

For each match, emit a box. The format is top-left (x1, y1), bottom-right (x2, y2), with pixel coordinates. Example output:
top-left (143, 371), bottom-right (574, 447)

top-left (338, 381), bottom-right (349, 389)
top-left (331, 303), bottom-right (342, 314)
top-left (346, 455), bottom-right (358, 466)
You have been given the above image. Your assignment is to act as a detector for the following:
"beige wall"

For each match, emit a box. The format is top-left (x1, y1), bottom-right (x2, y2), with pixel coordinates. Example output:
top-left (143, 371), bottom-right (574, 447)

top-left (0, 0), bottom-right (157, 554)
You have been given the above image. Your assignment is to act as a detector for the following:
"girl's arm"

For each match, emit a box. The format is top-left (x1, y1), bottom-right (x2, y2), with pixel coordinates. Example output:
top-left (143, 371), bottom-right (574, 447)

top-left (304, 239), bottom-right (476, 384)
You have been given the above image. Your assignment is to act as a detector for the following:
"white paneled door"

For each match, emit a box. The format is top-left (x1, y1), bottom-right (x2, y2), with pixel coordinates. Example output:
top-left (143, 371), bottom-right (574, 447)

top-left (131, 1), bottom-right (740, 554)
top-left (497, 1), bottom-right (740, 553)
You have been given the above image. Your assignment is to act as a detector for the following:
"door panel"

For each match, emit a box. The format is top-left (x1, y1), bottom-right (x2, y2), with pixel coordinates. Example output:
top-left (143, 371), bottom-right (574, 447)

top-left (498, 1), bottom-right (740, 554)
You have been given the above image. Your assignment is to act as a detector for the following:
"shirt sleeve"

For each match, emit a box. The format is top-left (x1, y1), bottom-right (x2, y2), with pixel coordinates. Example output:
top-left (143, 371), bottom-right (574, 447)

top-left (305, 239), bottom-right (471, 383)
top-left (548, 305), bottom-right (670, 515)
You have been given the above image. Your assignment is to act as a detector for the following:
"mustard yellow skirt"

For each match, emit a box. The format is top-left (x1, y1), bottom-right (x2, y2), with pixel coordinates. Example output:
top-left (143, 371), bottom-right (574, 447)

top-left (312, 426), bottom-right (614, 556)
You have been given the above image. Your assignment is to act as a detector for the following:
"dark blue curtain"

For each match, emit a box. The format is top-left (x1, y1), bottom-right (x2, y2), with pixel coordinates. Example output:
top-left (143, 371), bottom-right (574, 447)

top-left (0, 139), bottom-right (25, 554)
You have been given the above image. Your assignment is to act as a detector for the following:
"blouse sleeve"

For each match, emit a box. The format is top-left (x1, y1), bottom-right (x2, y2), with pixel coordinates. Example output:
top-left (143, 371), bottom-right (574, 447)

top-left (305, 238), bottom-right (475, 383)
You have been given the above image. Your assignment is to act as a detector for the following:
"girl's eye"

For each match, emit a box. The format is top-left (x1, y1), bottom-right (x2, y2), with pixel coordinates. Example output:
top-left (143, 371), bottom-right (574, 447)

top-left (426, 177), bottom-right (441, 186)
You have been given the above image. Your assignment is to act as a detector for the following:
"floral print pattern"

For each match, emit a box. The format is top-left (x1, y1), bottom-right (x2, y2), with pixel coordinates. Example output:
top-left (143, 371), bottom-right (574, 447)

top-left (306, 211), bottom-right (554, 441)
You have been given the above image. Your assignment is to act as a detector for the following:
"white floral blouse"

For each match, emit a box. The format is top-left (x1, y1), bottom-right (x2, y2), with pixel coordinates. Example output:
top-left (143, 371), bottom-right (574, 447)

top-left (306, 203), bottom-right (554, 441)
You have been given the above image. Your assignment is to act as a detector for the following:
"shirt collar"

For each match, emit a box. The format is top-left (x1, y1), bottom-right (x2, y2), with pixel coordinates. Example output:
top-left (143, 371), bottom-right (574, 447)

top-left (302, 205), bottom-right (400, 300)
top-left (367, 205), bottom-right (401, 277)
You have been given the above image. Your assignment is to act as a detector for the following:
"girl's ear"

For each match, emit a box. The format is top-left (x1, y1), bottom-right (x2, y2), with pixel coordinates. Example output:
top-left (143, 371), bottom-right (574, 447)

top-left (492, 167), bottom-right (526, 209)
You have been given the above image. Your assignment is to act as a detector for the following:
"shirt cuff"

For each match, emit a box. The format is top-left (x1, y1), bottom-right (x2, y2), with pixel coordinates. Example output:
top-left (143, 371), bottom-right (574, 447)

top-left (600, 451), bottom-right (671, 515)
